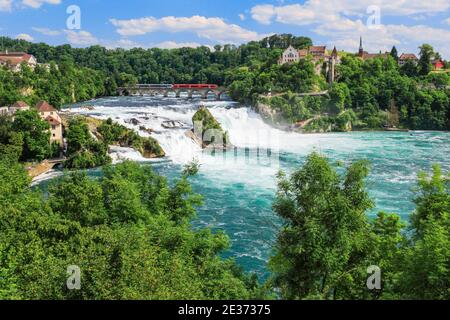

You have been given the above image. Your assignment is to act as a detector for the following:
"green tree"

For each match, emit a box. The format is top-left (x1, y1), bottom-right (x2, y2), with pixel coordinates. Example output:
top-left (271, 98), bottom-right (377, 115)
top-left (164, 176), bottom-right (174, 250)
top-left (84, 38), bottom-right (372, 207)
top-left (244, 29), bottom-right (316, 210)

top-left (0, 160), bottom-right (262, 300)
top-left (12, 109), bottom-right (51, 161)
top-left (390, 46), bottom-right (399, 62)
top-left (399, 60), bottom-right (418, 77)
top-left (329, 82), bottom-right (351, 113)
top-left (65, 117), bottom-right (111, 169)
top-left (418, 44), bottom-right (434, 76)
top-left (270, 152), bottom-right (374, 299)
top-left (394, 165), bottom-right (449, 299)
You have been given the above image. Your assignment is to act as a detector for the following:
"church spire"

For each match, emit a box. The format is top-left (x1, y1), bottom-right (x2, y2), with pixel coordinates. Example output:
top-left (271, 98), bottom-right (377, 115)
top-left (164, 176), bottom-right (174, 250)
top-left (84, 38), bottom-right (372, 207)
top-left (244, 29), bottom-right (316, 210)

top-left (358, 36), bottom-right (364, 57)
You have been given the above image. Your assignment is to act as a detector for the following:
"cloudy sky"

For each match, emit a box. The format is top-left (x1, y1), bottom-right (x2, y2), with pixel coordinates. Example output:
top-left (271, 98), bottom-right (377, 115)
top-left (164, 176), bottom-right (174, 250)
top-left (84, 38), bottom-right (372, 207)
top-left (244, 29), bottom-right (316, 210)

top-left (0, 0), bottom-right (449, 58)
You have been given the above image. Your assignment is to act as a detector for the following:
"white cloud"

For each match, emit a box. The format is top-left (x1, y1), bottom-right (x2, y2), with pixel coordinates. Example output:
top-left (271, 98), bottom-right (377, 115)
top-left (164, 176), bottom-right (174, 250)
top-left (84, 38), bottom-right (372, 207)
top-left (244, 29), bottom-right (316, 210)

top-left (251, 1), bottom-right (450, 58)
top-left (151, 41), bottom-right (212, 50)
top-left (0, 0), bottom-right (12, 11)
top-left (32, 27), bottom-right (62, 36)
top-left (65, 30), bottom-right (98, 46)
top-left (110, 15), bottom-right (265, 44)
top-left (22, 0), bottom-right (61, 9)
top-left (102, 39), bottom-right (143, 49)
top-left (251, 5), bottom-right (276, 25)
top-left (16, 33), bottom-right (34, 41)
top-left (238, 13), bottom-right (246, 21)
top-left (251, 1), bottom-right (450, 29)
top-left (1, 0), bottom-right (61, 11)
top-left (252, 1), bottom-right (450, 26)
top-left (316, 21), bottom-right (450, 58)
top-left (63, 33), bottom-right (145, 50)
top-left (445, 17), bottom-right (450, 25)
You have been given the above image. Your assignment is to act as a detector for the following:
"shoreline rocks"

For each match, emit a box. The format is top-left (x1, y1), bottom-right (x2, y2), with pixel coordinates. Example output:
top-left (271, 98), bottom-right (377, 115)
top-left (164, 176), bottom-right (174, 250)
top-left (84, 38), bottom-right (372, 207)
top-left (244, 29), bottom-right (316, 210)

top-left (161, 120), bottom-right (185, 129)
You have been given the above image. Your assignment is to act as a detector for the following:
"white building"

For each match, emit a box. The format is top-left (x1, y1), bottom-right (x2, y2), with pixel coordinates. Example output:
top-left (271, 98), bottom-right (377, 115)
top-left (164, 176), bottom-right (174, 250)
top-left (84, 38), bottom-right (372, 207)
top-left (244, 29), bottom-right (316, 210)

top-left (35, 101), bottom-right (64, 146)
top-left (0, 51), bottom-right (38, 72)
top-left (278, 45), bottom-right (301, 64)
top-left (9, 101), bottom-right (30, 114)
top-left (398, 53), bottom-right (419, 66)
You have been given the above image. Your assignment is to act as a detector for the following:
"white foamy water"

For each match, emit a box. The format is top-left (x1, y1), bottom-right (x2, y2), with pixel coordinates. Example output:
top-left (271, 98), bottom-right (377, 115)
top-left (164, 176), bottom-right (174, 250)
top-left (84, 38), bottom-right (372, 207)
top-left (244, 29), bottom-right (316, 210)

top-left (69, 98), bottom-right (372, 166)
top-left (31, 169), bottom-right (63, 186)
top-left (108, 145), bottom-right (165, 164)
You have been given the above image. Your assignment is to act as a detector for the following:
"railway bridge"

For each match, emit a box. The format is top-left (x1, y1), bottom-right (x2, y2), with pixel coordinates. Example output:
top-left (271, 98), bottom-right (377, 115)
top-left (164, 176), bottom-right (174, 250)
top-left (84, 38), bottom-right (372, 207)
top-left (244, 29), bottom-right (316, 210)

top-left (117, 84), bottom-right (228, 100)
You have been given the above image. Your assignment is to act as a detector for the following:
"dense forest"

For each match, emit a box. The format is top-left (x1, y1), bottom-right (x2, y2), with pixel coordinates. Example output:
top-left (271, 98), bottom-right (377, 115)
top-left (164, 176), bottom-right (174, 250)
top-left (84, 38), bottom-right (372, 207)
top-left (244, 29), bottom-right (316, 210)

top-left (0, 34), bottom-right (448, 130)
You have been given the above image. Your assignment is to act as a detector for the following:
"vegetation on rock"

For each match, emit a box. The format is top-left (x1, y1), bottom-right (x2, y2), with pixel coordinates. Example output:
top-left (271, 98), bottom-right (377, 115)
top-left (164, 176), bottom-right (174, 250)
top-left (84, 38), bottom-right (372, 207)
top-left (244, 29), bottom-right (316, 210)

top-left (98, 118), bottom-right (165, 158)
top-left (192, 107), bottom-right (230, 148)
top-left (65, 117), bottom-right (111, 169)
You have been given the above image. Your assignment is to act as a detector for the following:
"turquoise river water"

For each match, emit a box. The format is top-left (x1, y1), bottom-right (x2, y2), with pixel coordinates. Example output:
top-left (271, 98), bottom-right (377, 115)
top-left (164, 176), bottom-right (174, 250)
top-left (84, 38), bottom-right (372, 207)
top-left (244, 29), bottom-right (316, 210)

top-left (36, 96), bottom-right (449, 278)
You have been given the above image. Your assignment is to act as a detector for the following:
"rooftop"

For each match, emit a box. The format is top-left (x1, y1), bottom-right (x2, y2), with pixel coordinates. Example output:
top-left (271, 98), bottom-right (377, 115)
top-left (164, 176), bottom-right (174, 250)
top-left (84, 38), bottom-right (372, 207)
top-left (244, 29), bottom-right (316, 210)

top-left (0, 52), bottom-right (35, 66)
top-left (10, 101), bottom-right (30, 109)
top-left (399, 53), bottom-right (418, 60)
top-left (36, 101), bottom-right (57, 112)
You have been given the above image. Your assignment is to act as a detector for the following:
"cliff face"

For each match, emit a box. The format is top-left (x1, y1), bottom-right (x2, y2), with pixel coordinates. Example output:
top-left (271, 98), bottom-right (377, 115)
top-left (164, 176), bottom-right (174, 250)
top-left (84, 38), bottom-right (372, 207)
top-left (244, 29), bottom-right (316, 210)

top-left (254, 100), bottom-right (292, 131)
top-left (137, 137), bottom-right (165, 158)
top-left (190, 107), bottom-right (232, 149)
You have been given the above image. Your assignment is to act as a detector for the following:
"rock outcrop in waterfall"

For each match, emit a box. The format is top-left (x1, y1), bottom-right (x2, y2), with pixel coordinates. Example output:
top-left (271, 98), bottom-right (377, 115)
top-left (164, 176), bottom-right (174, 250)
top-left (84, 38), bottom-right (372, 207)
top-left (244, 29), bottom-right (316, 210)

top-left (186, 106), bottom-right (232, 150)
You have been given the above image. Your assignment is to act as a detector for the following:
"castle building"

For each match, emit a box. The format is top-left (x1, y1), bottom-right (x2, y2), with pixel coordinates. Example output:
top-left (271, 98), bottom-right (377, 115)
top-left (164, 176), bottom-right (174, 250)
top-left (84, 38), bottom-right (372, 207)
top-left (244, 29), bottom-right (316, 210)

top-left (278, 45), bottom-right (301, 64)
top-left (278, 45), bottom-right (329, 65)
top-left (278, 44), bottom-right (340, 83)
top-left (1, 100), bottom-right (64, 146)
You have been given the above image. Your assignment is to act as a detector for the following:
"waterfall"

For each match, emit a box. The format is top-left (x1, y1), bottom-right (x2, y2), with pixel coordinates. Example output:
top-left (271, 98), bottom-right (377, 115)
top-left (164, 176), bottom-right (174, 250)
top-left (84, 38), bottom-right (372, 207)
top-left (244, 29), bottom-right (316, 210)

top-left (68, 98), bottom-right (337, 166)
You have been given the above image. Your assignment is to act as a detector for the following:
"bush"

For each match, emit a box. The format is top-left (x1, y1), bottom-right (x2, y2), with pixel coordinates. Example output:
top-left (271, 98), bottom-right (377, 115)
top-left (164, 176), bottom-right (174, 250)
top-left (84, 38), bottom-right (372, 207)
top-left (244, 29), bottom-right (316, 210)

top-left (65, 117), bottom-right (111, 169)
top-left (99, 118), bottom-right (165, 158)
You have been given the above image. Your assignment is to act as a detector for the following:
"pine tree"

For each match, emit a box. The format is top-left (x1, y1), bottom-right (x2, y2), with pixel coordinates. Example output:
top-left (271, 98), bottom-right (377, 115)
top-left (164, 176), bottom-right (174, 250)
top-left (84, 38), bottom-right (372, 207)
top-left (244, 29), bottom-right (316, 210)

top-left (390, 46), bottom-right (399, 62)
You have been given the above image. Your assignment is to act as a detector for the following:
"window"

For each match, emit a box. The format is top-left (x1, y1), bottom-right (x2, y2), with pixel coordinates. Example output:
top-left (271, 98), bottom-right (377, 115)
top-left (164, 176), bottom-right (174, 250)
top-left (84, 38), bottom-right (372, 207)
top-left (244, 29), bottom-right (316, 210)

top-left (53, 134), bottom-right (56, 137)
top-left (52, 125), bottom-right (56, 130)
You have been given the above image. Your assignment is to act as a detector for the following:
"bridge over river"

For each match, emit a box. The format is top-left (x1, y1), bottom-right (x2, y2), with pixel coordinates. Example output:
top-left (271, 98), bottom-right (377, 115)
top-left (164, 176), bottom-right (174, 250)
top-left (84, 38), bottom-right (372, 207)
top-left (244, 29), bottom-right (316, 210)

top-left (117, 84), bottom-right (228, 100)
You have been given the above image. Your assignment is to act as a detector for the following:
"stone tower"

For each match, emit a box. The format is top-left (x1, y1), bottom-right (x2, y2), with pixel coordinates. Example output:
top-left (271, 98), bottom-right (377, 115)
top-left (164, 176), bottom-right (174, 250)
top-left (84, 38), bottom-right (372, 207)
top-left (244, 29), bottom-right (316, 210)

top-left (328, 46), bottom-right (338, 85)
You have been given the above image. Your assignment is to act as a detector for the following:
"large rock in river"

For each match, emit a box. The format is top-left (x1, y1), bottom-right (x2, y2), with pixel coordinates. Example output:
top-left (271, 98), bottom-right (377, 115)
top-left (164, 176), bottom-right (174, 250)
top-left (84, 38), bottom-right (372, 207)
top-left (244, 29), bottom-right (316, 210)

top-left (188, 106), bottom-right (232, 150)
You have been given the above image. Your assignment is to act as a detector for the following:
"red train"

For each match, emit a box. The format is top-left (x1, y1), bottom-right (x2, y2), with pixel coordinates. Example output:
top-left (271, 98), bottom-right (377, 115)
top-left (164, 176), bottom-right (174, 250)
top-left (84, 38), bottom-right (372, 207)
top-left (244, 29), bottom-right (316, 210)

top-left (172, 84), bottom-right (218, 89)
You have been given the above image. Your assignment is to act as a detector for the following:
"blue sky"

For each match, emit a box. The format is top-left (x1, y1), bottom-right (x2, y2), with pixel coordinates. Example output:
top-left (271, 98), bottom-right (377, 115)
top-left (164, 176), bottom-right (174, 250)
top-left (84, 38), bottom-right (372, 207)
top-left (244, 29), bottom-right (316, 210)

top-left (1, 0), bottom-right (449, 58)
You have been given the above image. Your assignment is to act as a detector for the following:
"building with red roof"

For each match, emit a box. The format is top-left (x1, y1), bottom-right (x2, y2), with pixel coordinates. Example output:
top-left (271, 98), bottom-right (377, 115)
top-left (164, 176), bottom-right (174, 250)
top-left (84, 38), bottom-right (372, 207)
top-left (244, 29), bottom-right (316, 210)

top-left (432, 59), bottom-right (445, 71)
top-left (35, 101), bottom-right (64, 145)
top-left (357, 37), bottom-right (389, 61)
top-left (0, 51), bottom-right (37, 72)
top-left (399, 53), bottom-right (419, 66)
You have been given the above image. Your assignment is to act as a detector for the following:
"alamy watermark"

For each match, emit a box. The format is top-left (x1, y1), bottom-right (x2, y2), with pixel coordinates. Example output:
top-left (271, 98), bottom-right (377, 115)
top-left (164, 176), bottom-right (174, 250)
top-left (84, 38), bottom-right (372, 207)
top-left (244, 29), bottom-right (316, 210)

top-left (367, 265), bottom-right (381, 290)
top-left (66, 265), bottom-right (81, 290)
top-left (367, 5), bottom-right (381, 29)
top-left (66, 5), bottom-right (81, 30)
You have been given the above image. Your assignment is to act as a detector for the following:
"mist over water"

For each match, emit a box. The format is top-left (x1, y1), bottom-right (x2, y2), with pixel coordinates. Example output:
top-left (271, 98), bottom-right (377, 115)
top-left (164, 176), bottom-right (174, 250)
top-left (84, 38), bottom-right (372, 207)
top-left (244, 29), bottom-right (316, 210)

top-left (64, 96), bottom-right (450, 278)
